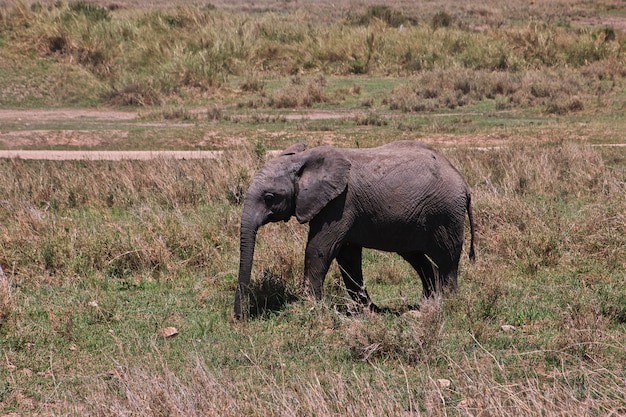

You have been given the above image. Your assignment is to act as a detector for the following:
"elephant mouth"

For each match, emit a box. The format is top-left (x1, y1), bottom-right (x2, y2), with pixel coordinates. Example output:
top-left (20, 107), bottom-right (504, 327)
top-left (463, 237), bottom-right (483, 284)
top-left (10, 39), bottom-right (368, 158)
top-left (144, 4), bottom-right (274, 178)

top-left (266, 212), bottom-right (291, 223)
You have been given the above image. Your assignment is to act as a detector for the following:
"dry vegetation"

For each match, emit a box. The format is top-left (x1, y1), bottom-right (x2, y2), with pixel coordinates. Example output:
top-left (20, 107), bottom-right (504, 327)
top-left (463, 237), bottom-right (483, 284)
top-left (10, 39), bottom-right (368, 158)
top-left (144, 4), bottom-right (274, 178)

top-left (1, 0), bottom-right (625, 110)
top-left (0, 0), bottom-right (625, 415)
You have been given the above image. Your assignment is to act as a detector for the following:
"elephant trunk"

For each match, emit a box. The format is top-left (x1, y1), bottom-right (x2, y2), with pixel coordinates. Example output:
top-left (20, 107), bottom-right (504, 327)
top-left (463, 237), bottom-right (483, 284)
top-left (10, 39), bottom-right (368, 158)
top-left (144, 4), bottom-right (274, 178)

top-left (234, 204), bottom-right (263, 319)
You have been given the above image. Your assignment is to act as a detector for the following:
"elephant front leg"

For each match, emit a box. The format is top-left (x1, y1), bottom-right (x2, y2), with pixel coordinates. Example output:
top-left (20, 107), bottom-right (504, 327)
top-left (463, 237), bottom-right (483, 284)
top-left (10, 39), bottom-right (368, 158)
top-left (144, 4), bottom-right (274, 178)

top-left (336, 244), bottom-right (379, 312)
top-left (303, 240), bottom-right (336, 301)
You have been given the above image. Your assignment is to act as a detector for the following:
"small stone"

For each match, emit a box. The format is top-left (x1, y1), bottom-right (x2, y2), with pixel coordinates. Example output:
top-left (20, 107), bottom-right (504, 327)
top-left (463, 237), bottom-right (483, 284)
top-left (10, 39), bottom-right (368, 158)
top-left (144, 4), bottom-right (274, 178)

top-left (402, 310), bottom-right (422, 320)
top-left (437, 378), bottom-right (452, 389)
top-left (157, 326), bottom-right (179, 338)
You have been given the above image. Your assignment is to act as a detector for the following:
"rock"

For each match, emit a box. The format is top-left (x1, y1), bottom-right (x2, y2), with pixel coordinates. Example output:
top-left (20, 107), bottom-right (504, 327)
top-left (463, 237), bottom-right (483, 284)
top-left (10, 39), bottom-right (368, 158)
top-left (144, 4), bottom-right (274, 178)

top-left (437, 378), bottom-right (452, 389)
top-left (157, 326), bottom-right (179, 338)
top-left (402, 310), bottom-right (422, 320)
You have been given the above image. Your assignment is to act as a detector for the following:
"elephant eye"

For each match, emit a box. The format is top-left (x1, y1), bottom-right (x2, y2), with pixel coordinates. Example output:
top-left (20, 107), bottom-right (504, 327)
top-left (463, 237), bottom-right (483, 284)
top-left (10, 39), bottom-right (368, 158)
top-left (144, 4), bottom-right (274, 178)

top-left (264, 193), bottom-right (276, 205)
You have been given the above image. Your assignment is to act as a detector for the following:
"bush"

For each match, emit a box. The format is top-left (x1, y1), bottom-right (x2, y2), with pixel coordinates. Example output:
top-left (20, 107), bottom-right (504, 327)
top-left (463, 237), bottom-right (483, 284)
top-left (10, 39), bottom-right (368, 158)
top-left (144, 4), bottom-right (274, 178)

top-left (270, 76), bottom-right (329, 108)
top-left (432, 11), bottom-right (453, 30)
top-left (66, 1), bottom-right (111, 22)
top-left (355, 5), bottom-right (410, 27)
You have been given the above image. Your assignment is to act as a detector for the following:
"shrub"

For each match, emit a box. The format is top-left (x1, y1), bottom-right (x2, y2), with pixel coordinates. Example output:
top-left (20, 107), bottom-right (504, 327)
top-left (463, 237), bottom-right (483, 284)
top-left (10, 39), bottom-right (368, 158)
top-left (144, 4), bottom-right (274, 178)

top-left (270, 76), bottom-right (329, 108)
top-left (386, 68), bottom-right (606, 114)
top-left (432, 11), bottom-right (453, 30)
top-left (240, 77), bottom-right (265, 93)
top-left (354, 112), bottom-right (388, 126)
top-left (545, 96), bottom-right (584, 115)
top-left (355, 5), bottom-right (410, 27)
top-left (107, 78), bottom-right (164, 106)
top-left (66, 1), bottom-right (111, 22)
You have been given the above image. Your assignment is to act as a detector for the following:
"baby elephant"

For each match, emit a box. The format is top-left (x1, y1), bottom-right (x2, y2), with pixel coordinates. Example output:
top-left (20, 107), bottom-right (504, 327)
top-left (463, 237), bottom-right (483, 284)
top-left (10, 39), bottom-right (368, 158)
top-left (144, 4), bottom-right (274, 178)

top-left (234, 140), bottom-right (475, 318)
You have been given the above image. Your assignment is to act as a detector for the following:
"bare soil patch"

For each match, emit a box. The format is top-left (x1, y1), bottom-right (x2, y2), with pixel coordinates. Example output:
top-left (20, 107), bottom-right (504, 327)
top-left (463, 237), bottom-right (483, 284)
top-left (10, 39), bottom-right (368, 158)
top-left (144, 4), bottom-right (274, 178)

top-left (0, 108), bottom-right (137, 122)
top-left (0, 149), bottom-right (225, 160)
top-left (0, 130), bottom-right (128, 148)
top-left (1, 108), bottom-right (623, 160)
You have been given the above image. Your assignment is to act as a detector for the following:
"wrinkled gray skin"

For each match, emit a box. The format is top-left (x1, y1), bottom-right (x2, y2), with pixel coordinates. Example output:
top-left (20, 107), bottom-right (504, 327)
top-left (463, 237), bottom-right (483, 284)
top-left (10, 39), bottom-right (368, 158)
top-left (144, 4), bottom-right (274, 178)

top-left (235, 140), bottom-right (475, 319)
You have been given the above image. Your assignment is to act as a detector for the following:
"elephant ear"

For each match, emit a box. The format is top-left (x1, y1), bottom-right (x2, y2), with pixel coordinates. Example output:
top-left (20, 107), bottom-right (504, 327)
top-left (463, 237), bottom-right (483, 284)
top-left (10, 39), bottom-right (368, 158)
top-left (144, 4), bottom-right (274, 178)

top-left (295, 147), bottom-right (351, 224)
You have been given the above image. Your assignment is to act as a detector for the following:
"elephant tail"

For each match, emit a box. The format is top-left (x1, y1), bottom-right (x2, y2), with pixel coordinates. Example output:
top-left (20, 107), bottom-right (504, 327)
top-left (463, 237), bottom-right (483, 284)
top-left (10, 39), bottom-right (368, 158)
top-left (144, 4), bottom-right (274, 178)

top-left (466, 193), bottom-right (476, 262)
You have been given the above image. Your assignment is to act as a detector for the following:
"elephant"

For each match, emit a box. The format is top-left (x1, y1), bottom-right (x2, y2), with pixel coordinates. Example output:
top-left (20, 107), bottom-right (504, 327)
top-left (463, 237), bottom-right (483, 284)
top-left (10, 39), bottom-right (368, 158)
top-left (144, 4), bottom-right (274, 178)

top-left (234, 140), bottom-right (475, 319)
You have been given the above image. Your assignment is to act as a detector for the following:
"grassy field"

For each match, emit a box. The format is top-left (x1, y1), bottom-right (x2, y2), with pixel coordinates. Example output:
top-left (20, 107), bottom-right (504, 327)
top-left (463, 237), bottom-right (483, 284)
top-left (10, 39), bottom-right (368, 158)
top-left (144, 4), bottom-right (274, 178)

top-left (1, 0), bottom-right (625, 415)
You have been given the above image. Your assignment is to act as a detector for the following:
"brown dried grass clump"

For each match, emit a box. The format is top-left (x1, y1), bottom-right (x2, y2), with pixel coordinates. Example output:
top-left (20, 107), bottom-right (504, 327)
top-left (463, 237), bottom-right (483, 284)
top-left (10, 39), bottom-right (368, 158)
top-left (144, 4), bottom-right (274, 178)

top-left (270, 75), bottom-right (329, 108)
top-left (0, 265), bottom-right (13, 324)
top-left (345, 297), bottom-right (444, 363)
top-left (387, 68), bottom-right (619, 114)
top-left (82, 356), bottom-right (426, 416)
top-left (81, 319), bottom-right (626, 417)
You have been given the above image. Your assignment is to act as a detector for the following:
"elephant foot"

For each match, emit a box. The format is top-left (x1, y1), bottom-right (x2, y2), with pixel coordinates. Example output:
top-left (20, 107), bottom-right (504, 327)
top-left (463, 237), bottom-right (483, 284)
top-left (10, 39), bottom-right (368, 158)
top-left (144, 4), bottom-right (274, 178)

top-left (367, 302), bottom-right (381, 314)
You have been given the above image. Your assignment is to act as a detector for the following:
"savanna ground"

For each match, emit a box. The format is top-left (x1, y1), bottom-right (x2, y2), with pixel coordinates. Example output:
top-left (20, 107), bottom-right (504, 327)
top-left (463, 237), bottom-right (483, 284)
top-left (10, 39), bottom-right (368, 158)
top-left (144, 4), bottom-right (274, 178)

top-left (0, 0), bottom-right (625, 415)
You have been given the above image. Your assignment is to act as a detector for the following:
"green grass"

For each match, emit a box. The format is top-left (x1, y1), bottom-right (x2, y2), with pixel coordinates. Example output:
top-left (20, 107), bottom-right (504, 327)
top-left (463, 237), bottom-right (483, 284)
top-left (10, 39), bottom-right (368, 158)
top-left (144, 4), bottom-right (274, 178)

top-left (1, 1), bottom-right (625, 415)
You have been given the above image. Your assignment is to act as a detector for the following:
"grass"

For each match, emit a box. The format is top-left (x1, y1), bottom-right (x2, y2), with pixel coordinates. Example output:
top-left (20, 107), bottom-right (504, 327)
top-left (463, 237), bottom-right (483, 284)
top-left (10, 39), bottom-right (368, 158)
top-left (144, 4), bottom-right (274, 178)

top-left (0, 143), bottom-right (624, 415)
top-left (0, 0), bottom-right (625, 415)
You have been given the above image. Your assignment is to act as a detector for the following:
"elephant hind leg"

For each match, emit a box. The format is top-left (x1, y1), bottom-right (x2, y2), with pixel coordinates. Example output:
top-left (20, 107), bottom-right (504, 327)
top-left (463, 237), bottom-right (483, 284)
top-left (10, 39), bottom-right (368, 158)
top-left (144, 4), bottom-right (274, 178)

top-left (433, 245), bottom-right (461, 293)
top-left (399, 252), bottom-right (439, 299)
top-left (336, 244), bottom-right (379, 312)
top-left (439, 262), bottom-right (460, 293)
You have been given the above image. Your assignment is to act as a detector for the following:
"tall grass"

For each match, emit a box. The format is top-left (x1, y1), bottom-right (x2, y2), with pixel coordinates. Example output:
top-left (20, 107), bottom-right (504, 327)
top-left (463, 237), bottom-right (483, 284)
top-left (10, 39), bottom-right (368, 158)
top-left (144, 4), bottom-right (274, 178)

top-left (1, 1), bottom-right (624, 106)
top-left (80, 343), bottom-right (625, 416)
top-left (0, 152), bottom-right (256, 282)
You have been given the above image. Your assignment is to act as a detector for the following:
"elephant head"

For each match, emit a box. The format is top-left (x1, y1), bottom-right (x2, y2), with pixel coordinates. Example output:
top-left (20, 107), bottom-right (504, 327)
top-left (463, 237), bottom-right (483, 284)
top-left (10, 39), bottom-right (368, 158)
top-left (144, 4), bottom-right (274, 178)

top-left (234, 143), bottom-right (351, 319)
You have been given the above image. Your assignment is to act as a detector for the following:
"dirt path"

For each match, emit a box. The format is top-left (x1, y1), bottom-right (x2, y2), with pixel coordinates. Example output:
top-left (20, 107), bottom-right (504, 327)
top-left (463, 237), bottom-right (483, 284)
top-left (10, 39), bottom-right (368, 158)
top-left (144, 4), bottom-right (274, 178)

top-left (0, 108), bottom-right (354, 123)
top-left (1, 108), bottom-right (624, 160)
top-left (0, 108), bottom-right (360, 159)
top-left (0, 108), bottom-right (137, 121)
top-left (0, 149), bottom-right (226, 160)
top-left (0, 108), bottom-right (282, 159)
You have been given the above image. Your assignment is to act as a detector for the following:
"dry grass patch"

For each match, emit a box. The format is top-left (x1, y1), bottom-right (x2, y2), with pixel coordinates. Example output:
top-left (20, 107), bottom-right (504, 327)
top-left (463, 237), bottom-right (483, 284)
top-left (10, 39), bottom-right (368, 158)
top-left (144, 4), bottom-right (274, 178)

top-left (0, 150), bottom-right (258, 283)
top-left (0, 265), bottom-right (13, 325)
top-left (81, 355), bottom-right (425, 416)
top-left (464, 146), bottom-right (622, 287)
top-left (269, 75), bottom-right (329, 108)
top-left (346, 297), bottom-right (445, 364)
top-left (387, 68), bottom-right (623, 114)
